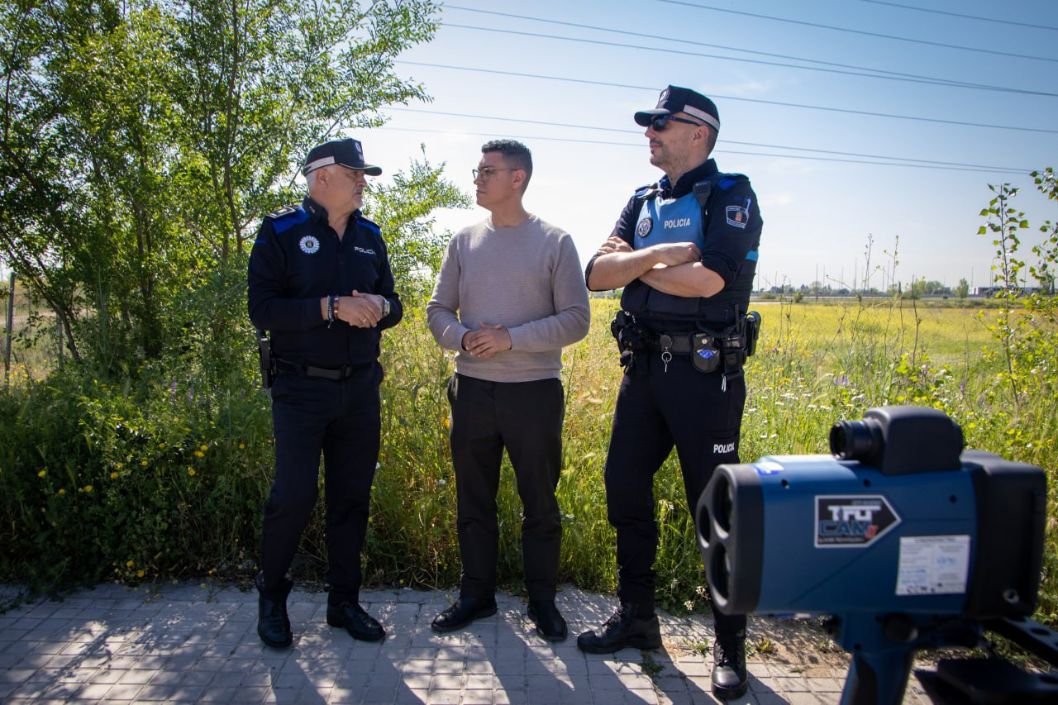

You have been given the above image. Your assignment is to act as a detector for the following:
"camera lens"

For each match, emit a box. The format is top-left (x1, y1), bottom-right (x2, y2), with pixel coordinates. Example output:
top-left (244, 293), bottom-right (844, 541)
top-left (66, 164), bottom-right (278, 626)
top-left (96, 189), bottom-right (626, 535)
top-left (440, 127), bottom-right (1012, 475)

top-left (830, 418), bottom-right (884, 463)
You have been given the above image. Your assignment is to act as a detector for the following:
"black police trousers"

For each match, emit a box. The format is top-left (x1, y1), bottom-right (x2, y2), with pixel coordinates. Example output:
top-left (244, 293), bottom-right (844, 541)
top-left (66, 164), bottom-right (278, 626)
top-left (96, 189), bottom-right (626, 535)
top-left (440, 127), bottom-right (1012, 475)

top-left (604, 351), bottom-right (747, 637)
top-left (447, 373), bottom-right (564, 601)
top-left (259, 365), bottom-right (381, 605)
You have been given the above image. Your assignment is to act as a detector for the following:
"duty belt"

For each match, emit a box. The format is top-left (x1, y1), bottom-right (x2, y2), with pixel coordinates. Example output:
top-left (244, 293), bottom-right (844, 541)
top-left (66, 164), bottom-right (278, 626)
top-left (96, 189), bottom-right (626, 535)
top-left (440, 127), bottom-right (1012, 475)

top-left (275, 358), bottom-right (366, 381)
top-left (646, 333), bottom-right (699, 354)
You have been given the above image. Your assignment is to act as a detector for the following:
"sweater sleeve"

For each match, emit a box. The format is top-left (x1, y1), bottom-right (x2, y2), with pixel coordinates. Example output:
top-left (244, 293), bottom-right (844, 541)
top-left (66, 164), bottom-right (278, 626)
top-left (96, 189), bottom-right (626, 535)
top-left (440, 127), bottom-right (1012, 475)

top-left (426, 235), bottom-right (471, 351)
top-left (507, 234), bottom-right (591, 353)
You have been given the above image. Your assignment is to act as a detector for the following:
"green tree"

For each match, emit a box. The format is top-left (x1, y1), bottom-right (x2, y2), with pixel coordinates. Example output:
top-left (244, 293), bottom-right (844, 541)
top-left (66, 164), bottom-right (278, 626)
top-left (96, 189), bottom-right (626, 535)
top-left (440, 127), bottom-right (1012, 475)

top-left (0, 0), bottom-right (445, 371)
top-left (956, 278), bottom-right (969, 299)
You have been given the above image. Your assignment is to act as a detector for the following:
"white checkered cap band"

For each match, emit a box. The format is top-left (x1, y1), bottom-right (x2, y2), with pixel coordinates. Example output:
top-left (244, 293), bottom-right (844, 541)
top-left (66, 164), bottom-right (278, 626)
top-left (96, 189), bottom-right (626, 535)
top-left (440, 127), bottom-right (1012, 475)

top-left (683, 105), bottom-right (720, 131)
top-left (302, 155), bottom-right (336, 175)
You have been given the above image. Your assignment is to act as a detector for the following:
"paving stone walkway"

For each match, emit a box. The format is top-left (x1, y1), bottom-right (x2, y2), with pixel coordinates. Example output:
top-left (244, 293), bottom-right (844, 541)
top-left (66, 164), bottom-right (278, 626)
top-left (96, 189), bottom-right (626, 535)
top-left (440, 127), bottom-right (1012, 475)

top-left (0, 583), bottom-right (932, 704)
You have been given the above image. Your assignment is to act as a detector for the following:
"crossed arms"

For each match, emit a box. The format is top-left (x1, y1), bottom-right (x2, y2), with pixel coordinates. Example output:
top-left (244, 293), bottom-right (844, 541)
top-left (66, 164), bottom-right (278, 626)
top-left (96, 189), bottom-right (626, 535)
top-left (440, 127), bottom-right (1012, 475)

top-left (586, 236), bottom-right (725, 298)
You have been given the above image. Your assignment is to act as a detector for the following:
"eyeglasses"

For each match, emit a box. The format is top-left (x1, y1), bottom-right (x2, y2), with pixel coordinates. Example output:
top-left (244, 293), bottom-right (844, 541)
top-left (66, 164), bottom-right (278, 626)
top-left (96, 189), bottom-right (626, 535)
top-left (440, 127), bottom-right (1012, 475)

top-left (472, 167), bottom-right (514, 180)
top-left (648, 114), bottom-right (706, 132)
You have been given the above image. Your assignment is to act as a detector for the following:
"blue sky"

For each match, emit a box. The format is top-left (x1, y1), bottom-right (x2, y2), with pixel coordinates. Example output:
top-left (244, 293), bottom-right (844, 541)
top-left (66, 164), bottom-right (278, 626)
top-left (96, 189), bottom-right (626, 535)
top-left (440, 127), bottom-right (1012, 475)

top-left (365, 0), bottom-right (1058, 290)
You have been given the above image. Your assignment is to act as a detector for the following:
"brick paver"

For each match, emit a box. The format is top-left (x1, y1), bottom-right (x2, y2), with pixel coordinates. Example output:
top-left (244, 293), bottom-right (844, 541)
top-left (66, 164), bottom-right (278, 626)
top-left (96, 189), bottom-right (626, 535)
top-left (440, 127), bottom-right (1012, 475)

top-left (0, 584), bottom-right (932, 704)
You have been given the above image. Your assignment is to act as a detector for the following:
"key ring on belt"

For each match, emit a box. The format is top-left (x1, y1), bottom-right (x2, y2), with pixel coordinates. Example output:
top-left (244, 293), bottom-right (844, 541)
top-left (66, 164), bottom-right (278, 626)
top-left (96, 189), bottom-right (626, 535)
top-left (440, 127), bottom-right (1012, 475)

top-left (659, 334), bottom-right (673, 373)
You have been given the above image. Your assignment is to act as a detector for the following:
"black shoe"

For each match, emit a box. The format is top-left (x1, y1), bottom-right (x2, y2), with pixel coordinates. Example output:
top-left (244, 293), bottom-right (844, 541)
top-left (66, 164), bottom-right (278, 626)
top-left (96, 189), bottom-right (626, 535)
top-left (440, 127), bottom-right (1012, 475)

top-left (326, 602), bottom-right (386, 642)
top-left (255, 573), bottom-right (293, 649)
top-left (527, 600), bottom-right (568, 642)
top-left (576, 603), bottom-right (661, 653)
top-left (712, 630), bottom-right (748, 700)
top-left (431, 596), bottom-right (498, 633)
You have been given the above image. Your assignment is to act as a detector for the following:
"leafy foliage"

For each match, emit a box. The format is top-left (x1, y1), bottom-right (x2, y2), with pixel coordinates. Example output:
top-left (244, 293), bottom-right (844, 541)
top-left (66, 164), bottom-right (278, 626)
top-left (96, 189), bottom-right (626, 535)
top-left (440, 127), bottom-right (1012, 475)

top-left (0, 0), bottom-right (441, 371)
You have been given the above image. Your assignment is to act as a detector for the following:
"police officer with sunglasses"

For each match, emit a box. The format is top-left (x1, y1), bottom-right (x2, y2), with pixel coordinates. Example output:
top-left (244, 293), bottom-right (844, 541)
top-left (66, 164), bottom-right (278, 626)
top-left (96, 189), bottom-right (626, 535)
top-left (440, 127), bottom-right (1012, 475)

top-left (577, 86), bottom-right (762, 700)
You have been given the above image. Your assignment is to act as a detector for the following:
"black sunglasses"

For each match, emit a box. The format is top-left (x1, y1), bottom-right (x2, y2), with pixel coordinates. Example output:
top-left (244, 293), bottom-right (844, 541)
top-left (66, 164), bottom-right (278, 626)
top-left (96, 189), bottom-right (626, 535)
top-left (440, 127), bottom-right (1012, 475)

top-left (649, 114), bottom-right (706, 131)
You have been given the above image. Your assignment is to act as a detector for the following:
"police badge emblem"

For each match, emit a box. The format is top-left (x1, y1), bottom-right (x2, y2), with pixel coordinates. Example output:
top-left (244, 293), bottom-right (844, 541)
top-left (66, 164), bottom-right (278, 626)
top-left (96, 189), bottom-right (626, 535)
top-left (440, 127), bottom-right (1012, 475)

top-left (636, 217), bottom-right (653, 237)
top-left (299, 235), bottom-right (320, 254)
top-left (726, 198), bottom-right (751, 230)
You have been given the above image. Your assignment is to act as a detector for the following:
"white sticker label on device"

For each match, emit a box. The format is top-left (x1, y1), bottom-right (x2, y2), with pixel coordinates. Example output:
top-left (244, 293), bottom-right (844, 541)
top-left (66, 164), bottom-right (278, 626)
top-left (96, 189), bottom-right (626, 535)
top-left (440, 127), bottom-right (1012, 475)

top-left (896, 535), bottom-right (970, 596)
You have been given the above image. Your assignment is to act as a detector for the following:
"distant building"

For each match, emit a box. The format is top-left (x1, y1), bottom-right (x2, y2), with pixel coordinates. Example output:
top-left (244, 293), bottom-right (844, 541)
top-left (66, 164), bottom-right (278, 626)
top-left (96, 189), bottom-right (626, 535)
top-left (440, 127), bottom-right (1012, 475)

top-left (974, 285), bottom-right (1043, 297)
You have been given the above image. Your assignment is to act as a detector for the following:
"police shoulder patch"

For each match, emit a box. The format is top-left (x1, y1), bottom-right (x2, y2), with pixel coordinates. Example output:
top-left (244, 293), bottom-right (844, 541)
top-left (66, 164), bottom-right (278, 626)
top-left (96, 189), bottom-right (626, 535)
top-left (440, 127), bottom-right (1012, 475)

top-left (634, 183), bottom-right (659, 200)
top-left (358, 215), bottom-right (381, 236)
top-left (717, 173), bottom-right (749, 191)
top-left (266, 205), bottom-right (308, 235)
top-left (636, 217), bottom-right (653, 237)
top-left (725, 197), bottom-right (752, 230)
top-left (267, 204), bottom-right (298, 219)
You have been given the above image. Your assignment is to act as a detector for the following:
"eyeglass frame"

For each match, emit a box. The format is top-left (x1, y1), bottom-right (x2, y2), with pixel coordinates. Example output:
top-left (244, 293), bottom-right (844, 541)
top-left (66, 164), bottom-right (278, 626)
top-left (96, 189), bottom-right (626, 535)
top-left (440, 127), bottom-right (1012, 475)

top-left (648, 114), bottom-right (707, 132)
top-left (472, 166), bottom-right (519, 180)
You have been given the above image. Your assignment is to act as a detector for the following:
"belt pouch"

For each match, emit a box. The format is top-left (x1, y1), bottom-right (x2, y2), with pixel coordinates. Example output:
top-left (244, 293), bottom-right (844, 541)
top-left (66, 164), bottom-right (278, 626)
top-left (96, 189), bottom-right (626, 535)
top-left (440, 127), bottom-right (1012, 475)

top-left (691, 333), bottom-right (720, 373)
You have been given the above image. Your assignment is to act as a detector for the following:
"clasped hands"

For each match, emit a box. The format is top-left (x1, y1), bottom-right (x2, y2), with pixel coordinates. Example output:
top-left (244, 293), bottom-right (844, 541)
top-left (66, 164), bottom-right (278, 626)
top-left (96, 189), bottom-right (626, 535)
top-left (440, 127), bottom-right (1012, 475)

top-left (461, 324), bottom-right (512, 359)
top-left (335, 290), bottom-right (387, 328)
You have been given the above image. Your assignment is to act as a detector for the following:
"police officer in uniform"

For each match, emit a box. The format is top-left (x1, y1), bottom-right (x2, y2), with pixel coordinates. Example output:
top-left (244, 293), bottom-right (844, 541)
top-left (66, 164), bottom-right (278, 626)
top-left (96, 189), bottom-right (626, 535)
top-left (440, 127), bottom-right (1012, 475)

top-left (576, 87), bottom-right (762, 700)
top-left (248, 138), bottom-right (402, 648)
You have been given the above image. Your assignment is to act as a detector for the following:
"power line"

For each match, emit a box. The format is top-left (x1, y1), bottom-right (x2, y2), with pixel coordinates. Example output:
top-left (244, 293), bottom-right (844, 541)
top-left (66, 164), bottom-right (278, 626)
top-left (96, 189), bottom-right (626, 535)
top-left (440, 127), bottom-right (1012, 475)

top-left (445, 23), bottom-right (1058, 98)
top-left (444, 5), bottom-right (1007, 92)
top-left (858, 0), bottom-right (1058, 33)
top-left (388, 107), bottom-right (1033, 173)
top-left (375, 125), bottom-right (1026, 174)
top-left (658, 0), bottom-right (1058, 64)
top-left (398, 60), bottom-right (1058, 135)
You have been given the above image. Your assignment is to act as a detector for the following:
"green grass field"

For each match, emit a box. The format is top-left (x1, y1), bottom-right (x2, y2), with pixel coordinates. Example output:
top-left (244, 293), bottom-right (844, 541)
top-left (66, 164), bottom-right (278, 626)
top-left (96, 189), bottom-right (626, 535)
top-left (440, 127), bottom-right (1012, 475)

top-left (369, 297), bottom-right (1056, 617)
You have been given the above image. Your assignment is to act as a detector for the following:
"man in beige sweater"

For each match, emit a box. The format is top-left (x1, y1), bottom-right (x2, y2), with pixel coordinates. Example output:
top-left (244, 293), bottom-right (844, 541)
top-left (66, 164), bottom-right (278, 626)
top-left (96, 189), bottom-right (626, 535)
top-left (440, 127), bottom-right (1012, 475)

top-left (426, 140), bottom-right (590, 641)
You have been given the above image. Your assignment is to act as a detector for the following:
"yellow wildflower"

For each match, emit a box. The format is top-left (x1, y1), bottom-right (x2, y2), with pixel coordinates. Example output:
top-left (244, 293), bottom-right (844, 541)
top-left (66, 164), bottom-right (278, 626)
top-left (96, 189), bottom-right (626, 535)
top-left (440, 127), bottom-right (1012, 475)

top-left (187, 468), bottom-right (196, 477)
top-left (37, 469), bottom-right (46, 478)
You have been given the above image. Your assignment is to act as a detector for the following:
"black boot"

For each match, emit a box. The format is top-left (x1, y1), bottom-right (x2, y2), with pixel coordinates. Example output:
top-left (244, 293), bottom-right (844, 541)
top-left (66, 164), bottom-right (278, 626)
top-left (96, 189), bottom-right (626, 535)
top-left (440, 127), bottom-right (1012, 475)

top-left (527, 600), bottom-right (568, 642)
top-left (255, 573), bottom-right (293, 649)
top-left (576, 602), bottom-right (661, 653)
top-left (712, 629), bottom-right (748, 699)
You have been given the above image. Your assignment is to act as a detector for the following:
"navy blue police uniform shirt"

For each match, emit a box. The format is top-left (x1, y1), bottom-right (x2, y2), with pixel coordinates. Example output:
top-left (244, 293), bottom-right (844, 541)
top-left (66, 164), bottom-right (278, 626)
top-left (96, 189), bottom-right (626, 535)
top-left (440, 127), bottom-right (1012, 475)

top-left (587, 158), bottom-right (762, 330)
top-left (248, 196), bottom-right (403, 368)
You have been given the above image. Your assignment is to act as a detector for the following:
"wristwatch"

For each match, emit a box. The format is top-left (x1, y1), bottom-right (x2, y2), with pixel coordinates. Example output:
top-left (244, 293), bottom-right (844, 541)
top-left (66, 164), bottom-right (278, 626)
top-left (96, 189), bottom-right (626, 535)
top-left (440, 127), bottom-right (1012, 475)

top-left (381, 297), bottom-right (391, 318)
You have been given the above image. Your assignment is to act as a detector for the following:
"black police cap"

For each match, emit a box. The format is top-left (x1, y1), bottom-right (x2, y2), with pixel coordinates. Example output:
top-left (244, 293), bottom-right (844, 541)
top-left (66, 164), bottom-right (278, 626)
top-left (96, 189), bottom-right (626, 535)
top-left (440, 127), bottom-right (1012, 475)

top-left (634, 85), bottom-right (720, 132)
top-left (302, 138), bottom-right (382, 176)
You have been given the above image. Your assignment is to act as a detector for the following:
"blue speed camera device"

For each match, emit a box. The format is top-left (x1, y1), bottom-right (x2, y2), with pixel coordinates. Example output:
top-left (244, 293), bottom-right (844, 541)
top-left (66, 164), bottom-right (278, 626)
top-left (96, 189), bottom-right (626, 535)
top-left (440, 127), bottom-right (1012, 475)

top-left (697, 406), bottom-right (1055, 705)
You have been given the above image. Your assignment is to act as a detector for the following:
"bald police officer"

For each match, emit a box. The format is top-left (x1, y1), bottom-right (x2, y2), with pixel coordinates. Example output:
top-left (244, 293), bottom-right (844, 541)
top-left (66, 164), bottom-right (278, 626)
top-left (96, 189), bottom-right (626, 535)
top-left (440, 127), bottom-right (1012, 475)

top-left (248, 138), bottom-right (402, 648)
top-left (577, 87), bottom-right (762, 700)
